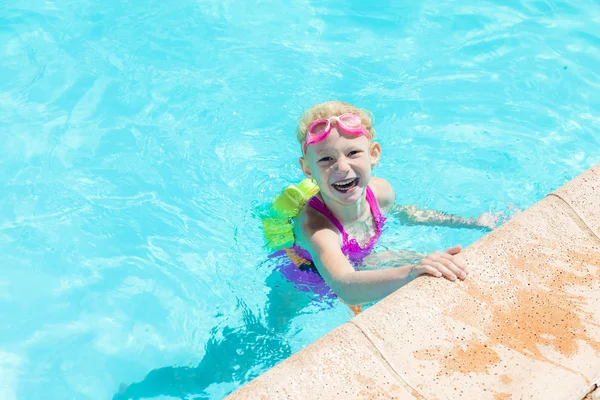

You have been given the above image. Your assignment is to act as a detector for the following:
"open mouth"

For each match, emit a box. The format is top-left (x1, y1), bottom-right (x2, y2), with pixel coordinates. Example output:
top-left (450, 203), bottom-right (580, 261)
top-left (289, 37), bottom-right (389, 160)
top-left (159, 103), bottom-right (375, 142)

top-left (332, 177), bottom-right (359, 193)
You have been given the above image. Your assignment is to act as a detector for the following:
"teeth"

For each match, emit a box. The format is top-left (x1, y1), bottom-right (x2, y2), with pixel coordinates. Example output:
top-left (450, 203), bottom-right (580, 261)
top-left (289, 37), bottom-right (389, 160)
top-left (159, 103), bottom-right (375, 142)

top-left (334, 178), bottom-right (356, 186)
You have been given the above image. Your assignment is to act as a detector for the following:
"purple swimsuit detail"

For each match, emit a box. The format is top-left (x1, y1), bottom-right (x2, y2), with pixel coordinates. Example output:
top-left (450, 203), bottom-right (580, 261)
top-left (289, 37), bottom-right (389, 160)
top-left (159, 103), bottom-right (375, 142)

top-left (292, 185), bottom-right (386, 267)
top-left (271, 185), bottom-right (386, 302)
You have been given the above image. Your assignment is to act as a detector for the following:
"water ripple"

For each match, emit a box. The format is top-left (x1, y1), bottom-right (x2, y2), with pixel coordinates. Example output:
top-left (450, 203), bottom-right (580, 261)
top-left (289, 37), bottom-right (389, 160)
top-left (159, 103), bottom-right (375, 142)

top-left (1, 0), bottom-right (599, 398)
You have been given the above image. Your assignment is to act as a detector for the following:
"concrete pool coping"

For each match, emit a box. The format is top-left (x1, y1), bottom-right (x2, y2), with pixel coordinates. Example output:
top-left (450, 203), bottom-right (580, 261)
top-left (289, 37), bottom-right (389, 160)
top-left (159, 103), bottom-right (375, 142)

top-left (226, 163), bottom-right (600, 400)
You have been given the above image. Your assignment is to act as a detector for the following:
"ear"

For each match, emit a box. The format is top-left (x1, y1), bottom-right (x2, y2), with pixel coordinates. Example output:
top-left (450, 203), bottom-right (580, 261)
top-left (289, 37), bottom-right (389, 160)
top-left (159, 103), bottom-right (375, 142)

top-left (369, 142), bottom-right (381, 167)
top-left (299, 157), bottom-right (313, 179)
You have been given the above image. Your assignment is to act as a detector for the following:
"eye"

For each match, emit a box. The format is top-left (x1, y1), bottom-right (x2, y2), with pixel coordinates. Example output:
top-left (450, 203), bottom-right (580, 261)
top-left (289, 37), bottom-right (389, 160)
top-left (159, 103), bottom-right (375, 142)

top-left (318, 156), bottom-right (333, 163)
top-left (348, 150), bottom-right (362, 157)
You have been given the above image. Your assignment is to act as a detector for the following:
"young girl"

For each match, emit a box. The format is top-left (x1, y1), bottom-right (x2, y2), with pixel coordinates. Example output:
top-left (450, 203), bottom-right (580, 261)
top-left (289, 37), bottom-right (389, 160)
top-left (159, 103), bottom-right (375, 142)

top-left (288, 100), bottom-right (496, 307)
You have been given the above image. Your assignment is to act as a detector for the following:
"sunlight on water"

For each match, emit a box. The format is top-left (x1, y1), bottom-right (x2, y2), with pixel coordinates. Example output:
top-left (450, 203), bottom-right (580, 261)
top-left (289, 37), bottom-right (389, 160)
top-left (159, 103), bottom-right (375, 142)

top-left (1, 0), bottom-right (599, 398)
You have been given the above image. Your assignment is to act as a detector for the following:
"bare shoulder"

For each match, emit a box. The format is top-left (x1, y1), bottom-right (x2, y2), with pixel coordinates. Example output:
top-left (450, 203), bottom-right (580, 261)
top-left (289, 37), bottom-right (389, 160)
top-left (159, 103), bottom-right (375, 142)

top-left (293, 202), bottom-right (342, 249)
top-left (368, 177), bottom-right (396, 214)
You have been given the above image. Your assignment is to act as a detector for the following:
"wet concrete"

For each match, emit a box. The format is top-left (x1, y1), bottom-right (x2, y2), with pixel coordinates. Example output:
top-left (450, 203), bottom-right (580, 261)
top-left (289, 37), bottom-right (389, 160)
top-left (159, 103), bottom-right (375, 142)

top-left (227, 163), bottom-right (600, 400)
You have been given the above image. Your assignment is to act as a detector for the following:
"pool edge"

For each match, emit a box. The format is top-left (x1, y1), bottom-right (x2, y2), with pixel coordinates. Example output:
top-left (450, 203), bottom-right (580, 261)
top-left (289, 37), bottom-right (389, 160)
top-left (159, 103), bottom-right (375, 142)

top-left (226, 162), bottom-right (600, 400)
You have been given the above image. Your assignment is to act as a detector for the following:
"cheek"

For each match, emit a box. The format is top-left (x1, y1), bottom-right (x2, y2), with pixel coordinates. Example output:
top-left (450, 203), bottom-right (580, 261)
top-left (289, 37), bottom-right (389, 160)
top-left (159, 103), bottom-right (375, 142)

top-left (315, 166), bottom-right (333, 182)
top-left (358, 155), bottom-right (372, 166)
top-left (316, 162), bottom-right (331, 172)
top-left (309, 165), bottom-right (324, 178)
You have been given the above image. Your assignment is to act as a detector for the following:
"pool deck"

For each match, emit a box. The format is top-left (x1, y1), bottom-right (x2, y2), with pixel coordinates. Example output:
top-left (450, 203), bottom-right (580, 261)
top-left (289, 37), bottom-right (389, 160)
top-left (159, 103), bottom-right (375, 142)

top-left (226, 163), bottom-right (600, 400)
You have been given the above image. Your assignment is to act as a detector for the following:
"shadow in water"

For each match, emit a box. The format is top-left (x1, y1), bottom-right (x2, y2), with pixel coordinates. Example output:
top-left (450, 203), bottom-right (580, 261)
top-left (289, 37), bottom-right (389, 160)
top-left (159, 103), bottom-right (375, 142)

top-left (114, 253), bottom-right (327, 399)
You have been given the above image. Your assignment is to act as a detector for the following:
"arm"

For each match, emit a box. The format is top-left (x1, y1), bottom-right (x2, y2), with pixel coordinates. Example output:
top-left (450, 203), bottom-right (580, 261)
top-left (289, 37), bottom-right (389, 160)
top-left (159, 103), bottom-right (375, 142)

top-left (295, 182), bottom-right (469, 305)
top-left (369, 177), bottom-right (497, 231)
top-left (308, 228), bottom-right (469, 305)
top-left (307, 226), bottom-right (415, 305)
top-left (391, 204), bottom-right (496, 231)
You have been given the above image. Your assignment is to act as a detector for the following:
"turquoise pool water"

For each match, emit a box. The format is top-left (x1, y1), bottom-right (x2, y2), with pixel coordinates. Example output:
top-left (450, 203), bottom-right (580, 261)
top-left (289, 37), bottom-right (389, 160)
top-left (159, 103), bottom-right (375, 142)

top-left (1, 0), bottom-right (599, 398)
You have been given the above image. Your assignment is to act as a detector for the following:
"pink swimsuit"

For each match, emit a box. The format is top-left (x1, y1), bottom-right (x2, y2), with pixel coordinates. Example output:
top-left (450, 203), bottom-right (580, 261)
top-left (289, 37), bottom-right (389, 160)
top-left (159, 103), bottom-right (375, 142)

top-left (292, 186), bottom-right (386, 267)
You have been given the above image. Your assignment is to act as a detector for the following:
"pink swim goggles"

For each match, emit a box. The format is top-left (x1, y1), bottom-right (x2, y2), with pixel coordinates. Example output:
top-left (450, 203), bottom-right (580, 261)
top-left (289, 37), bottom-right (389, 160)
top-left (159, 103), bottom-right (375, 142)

top-left (303, 113), bottom-right (370, 154)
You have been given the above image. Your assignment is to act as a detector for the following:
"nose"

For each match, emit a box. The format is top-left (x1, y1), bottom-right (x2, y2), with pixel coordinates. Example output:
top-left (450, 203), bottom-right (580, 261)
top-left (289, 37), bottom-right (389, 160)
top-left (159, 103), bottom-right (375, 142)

top-left (336, 156), bottom-right (351, 173)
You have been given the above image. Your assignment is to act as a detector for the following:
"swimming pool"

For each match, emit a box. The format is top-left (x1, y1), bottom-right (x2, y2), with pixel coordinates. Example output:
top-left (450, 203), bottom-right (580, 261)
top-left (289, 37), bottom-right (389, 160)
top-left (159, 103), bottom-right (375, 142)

top-left (1, 0), bottom-right (599, 398)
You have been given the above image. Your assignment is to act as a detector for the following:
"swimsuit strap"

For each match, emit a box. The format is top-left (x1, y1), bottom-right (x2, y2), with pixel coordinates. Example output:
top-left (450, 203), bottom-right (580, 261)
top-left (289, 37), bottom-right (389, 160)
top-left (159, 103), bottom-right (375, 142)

top-left (306, 196), bottom-right (349, 241)
top-left (365, 186), bottom-right (384, 233)
top-left (307, 185), bottom-right (382, 240)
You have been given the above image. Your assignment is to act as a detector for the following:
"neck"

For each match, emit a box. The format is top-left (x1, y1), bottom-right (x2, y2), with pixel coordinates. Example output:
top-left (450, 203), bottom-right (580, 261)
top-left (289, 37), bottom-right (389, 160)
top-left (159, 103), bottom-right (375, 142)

top-left (320, 189), bottom-right (370, 226)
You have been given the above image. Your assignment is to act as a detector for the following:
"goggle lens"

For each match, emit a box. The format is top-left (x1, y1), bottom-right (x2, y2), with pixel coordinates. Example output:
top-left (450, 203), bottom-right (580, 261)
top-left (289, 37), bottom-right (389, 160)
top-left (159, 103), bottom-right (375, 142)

top-left (304, 113), bottom-right (368, 155)
top-left (339, 113), bottom-right (362, 127)
top-left (309, 120), bottom-right (329, 135)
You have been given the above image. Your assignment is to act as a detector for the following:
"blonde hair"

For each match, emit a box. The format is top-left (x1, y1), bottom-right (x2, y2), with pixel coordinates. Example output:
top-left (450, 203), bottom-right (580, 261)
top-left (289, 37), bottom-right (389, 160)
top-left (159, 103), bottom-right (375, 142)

top-left (296, 101), bottom-right (376, 152)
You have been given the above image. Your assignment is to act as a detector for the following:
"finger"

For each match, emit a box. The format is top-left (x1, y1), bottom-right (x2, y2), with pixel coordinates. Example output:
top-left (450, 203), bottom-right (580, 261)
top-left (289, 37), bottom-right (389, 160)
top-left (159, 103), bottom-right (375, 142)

top-left (437, 257), bottom-right (468, 280)
top-left (438, 252), bottom-right (467, 272)
top-left (440, 257), bottom-right (468, 279)
top-left (431, 261), bottom-right (458, 281)
top-left (428, 253), bottom-right (465, 277)
top-left (420, 255), bottom-right (459, 278)
top-left (418, 265), bottom-right (442, 278)
top-left (445, 244), bottom-right (462, 255)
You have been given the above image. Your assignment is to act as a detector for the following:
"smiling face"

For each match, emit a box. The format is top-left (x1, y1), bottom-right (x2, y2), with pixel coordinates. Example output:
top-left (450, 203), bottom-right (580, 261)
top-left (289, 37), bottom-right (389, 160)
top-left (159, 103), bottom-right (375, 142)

top-left (300, 126), bottom-right (381, 206)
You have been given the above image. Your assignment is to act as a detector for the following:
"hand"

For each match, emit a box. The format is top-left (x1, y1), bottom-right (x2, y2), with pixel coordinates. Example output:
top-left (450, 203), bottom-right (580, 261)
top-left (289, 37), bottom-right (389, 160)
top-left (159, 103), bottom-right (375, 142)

top-left (477, 207), bottom-right (521, 230)
top-left (477, 212), bottom-right (501, 230)
top-left (412, 245), bottom-right (467, 282)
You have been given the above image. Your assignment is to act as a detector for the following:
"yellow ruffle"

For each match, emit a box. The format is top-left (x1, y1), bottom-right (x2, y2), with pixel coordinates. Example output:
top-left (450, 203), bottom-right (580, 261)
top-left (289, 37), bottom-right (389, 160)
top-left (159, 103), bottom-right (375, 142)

top-left (262, 179), bottom-right (319, 250)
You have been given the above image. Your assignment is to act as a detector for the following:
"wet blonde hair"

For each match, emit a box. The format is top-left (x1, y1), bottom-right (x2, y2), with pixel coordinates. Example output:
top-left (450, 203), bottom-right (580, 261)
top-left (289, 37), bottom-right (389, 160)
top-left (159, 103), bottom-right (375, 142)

top-left (296, 101), bottom-right (376, 153)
